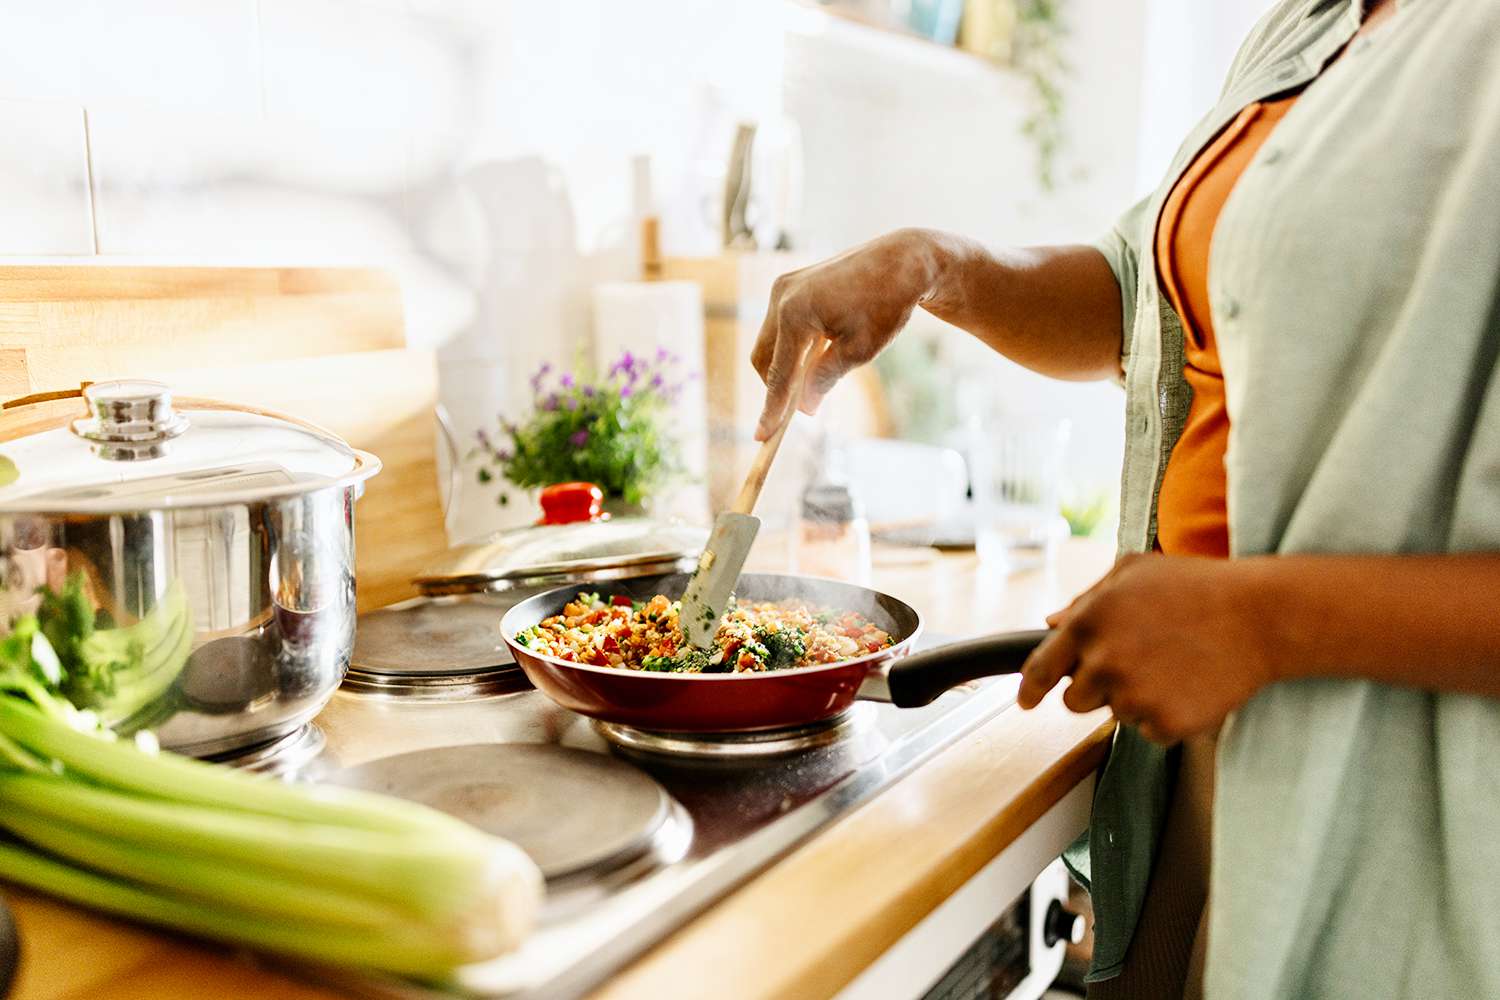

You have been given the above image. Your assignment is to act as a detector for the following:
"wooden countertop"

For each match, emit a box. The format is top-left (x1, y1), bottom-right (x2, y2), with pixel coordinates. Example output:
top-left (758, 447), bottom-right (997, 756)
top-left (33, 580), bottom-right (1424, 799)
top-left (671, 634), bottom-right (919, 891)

top-left (3, 541), bottom-right (1116, 1000)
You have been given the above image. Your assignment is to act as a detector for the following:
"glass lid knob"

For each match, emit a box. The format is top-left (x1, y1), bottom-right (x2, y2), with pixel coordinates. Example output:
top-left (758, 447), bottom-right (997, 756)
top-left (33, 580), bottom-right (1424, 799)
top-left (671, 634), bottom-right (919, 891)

top-left (70, 379), bottom-right (191, 461)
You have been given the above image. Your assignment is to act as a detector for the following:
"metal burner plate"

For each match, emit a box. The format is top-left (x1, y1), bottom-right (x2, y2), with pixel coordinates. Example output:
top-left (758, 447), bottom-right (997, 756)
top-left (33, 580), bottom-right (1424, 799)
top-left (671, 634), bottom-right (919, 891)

top-left (323, 744), bottom-right (682, 881)
top-left (594, 703), bottom-right (877, 759)
top-left (351, 600), bottom-right (514, 676)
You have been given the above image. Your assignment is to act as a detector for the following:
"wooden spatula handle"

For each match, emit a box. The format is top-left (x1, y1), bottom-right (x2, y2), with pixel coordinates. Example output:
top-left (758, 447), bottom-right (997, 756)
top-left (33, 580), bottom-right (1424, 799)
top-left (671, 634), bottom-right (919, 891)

top-left (732, 339), bottom-right (829, 515)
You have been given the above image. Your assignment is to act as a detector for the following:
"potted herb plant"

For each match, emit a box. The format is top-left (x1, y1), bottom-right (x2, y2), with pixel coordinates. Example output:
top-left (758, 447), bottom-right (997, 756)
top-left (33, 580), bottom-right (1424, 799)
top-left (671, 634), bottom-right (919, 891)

top-left (474, 349), bottom-right (691, 516)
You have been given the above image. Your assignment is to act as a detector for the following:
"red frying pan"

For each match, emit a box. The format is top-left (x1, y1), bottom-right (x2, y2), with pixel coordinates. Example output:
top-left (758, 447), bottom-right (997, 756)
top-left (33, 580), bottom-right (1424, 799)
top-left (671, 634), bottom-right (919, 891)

top-left (500, 571), bottom-right (1049, 733)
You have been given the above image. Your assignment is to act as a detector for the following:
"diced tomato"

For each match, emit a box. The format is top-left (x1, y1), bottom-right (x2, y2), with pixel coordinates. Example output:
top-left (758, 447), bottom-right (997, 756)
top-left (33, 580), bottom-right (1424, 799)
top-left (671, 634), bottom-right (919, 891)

top-left (611, 595), bottom-right (633, 607)
top-left (601, 635), bottom-right (619, 653)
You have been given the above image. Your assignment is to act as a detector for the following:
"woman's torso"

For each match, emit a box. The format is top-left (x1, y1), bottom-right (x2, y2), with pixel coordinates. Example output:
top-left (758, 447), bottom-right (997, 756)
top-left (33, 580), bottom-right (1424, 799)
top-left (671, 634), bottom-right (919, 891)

top-left (1087, 1), bottom-right (1500, 996)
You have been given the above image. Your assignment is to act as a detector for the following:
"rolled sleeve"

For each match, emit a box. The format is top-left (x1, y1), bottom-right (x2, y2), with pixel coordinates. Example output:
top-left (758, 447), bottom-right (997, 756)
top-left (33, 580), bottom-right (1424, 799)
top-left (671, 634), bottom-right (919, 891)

top-left (1090, 196), bottom-right (1150, 379)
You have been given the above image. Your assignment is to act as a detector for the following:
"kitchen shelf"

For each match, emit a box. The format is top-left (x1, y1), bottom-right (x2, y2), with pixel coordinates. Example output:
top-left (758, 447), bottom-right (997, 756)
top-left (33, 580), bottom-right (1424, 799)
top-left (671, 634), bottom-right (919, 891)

top-left (790, 0), bottom-right (1014, 74)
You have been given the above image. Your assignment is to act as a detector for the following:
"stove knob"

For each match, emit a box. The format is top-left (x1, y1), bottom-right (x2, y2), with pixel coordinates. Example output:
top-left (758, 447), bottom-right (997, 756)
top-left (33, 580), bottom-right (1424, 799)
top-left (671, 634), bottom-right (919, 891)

top-left (1043, 899), bottom-right (1086, 948)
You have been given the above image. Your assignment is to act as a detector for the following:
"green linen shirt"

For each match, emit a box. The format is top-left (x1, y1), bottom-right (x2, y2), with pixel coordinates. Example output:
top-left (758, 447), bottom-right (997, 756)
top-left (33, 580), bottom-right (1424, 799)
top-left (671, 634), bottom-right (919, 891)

top-left (1068, 1), bottom-right (1500, 995)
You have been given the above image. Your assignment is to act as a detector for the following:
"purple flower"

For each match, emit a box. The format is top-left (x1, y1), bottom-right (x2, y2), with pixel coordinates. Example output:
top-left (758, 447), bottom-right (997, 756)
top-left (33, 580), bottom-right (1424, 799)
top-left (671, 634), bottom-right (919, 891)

top-left (569, 429), bottom-right (590, 448)
top-left (620, 384), bottom-right (633, 399)
top-left (529, 362), bottom-right (552, 393)
top-left (650, 373), bottom-right (663, 390)
top-left (497, 446), bottom-right (513, 461)
top-left (541, 393), bottom-right (560, 411)
top-left (609, 350), bottom-right (639, 380)
top-left (564, 395), bottom-right (578, 410)
top-left (559, 373), bottom-right (574, 388)
top-left (583, 385), bottom-right (596, 398)
top-left (655, 346), bottom-right (670, 362)
top-left (475, 428), bottom-right (492, 448)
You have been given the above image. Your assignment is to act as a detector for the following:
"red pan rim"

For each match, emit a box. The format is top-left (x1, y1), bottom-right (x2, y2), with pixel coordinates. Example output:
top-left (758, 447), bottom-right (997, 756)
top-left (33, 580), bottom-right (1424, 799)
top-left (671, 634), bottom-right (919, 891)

top-left (499, 584), bottom-right (924, 682)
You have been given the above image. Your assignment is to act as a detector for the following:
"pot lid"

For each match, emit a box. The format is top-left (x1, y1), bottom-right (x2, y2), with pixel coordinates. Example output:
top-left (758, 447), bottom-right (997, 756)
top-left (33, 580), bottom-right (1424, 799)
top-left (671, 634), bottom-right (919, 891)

top-left (415, 517), bottom-right (707, 594)
top-left (0, 380), bottom-right (380, 513)
top-left (415, 483), bottom-right (707, 594)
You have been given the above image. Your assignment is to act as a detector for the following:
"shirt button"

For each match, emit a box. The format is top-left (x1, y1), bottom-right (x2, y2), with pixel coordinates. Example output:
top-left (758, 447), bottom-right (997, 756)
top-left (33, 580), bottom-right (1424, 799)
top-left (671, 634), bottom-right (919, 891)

top-left (1220, 297), bottom-right (1241, 320)
top-left (1261, 148), bottom-right (1283, 165)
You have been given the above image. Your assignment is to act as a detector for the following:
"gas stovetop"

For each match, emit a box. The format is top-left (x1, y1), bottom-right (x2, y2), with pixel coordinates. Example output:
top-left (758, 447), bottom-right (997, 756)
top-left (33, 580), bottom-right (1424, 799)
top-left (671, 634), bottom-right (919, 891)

top-left (283, 635), bottom-right (1018, 1000)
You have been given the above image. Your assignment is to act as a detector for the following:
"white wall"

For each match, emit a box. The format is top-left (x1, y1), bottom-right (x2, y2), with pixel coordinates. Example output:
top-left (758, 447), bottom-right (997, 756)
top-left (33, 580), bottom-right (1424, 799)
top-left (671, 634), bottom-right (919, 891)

top-left (1136, 0), bottom-right (1271, 193)
top-left (0, 0), bottom-right (1153, 540)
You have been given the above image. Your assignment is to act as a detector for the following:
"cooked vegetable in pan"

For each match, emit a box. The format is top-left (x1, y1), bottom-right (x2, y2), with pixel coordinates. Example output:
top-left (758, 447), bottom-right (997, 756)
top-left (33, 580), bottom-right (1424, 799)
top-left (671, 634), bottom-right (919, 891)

top-left (513, 591), bottom-right (894, 673)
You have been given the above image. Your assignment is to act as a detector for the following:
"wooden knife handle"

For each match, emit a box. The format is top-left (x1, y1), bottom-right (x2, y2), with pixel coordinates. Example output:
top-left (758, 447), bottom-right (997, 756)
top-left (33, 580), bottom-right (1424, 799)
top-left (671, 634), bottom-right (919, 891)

top-left (731, 339), bottom-right (830, 516)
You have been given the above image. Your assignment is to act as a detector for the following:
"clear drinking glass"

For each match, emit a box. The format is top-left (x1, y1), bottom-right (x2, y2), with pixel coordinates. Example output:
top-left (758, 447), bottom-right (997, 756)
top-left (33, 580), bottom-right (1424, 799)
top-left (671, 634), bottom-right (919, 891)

top-left (970, 415), bottom-right (1072, 573)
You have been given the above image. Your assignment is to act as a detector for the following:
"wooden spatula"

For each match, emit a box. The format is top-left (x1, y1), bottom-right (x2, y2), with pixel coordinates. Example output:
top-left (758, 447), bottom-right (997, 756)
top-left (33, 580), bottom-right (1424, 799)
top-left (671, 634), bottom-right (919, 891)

top-left (680, 339), bottom-right (829, 649)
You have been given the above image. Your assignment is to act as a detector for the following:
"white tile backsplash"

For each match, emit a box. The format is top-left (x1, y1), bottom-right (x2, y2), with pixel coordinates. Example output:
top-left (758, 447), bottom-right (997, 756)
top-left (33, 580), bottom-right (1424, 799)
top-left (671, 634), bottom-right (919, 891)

top-left (0, 2), bottom-right (261, 113)
top-left (0, 99), bottom-right (93, 254)
top-left (258, 0), bottom-right (469, 132)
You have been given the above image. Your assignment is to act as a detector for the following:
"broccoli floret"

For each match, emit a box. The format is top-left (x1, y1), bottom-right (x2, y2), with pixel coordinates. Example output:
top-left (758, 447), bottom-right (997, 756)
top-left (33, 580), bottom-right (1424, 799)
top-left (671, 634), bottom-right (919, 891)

top-left (754, 626), bottom-right (807, 671)
top-left (641, 648), bottom-right (712, 673)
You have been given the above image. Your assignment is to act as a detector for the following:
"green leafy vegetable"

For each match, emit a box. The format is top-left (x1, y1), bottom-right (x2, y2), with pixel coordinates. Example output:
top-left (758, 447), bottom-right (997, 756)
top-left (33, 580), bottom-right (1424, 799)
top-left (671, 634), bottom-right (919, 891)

top-left (754, 626), bottom-right (808, 671)
top-left (0, 580), bottom-right (544, 977)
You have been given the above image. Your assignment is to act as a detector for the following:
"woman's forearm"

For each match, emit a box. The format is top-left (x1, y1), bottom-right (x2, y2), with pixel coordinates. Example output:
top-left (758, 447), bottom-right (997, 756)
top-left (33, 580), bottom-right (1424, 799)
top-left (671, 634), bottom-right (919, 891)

top-left (910, 229), bottom-right (1127, 382)
top-left (1242, 554), bottom-right (1500, 699)
top-left (751, 227), bottom-right (1128, 436)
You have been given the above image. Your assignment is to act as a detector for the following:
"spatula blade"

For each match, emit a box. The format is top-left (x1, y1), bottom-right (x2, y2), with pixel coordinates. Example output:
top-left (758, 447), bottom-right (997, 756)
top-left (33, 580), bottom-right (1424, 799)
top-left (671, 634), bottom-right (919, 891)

top-left (679, 511), bottom-right (761, 649)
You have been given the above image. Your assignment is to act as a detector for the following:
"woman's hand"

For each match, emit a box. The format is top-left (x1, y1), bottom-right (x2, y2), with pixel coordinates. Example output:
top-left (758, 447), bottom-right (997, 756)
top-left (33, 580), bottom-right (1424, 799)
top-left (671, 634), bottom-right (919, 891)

top-left (1018, 550), bottom-right (1500, 742)
top-left (750, 229), bottom-right (944, 439)
top-left (1016, 554), bottom-right (1278, 744)
top-left (750, 234), bottom-right (1129, 438)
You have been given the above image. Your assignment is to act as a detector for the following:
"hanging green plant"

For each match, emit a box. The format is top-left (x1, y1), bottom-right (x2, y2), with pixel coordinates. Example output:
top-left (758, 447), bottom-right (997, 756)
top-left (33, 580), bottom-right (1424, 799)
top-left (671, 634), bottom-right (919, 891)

top-left (1012, 0), bottom-right (1069, 191)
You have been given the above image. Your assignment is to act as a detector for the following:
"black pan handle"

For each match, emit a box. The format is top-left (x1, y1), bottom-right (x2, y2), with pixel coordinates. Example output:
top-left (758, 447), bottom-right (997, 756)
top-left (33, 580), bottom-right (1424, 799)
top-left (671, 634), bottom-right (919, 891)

top-left (885, 629), bottom-right (1051, 708)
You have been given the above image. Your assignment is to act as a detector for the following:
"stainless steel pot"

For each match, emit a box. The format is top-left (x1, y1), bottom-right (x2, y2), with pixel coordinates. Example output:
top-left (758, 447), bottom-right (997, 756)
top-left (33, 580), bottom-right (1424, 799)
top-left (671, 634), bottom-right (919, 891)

top-left (0, 380), bottom-right (379, 756)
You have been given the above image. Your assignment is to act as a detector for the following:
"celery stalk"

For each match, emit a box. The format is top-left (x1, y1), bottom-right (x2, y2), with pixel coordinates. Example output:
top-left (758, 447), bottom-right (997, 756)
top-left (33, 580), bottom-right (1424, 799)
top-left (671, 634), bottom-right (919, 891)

top-left (0, 598), bottom-right (546, 977)
top-left (0, 773), bottom-right (490, 920)
top-left (1, 809), bottom-right (408, 931)
top-left (0, 839), bottom-right (481, 977)
top-left (0, 697), bottom-right (467, 838)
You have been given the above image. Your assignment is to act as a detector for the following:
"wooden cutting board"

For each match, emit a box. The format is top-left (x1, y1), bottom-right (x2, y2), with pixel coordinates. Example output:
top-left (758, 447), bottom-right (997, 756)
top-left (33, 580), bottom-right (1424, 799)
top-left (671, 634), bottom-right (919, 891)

top-left (0, 265), bottom-right (448, 611)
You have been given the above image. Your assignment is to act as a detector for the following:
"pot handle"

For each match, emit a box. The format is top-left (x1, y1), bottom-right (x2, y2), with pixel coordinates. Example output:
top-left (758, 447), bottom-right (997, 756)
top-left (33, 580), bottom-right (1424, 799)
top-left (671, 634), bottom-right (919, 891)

top-left (2, 384), bottom-right (90, 410)
top-left (885, 629), bottom-right (1051, 708)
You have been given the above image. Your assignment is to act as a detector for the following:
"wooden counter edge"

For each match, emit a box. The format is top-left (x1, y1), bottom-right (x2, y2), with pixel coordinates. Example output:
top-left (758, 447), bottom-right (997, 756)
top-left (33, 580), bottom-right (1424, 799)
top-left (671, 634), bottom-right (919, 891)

top-left (587, 694), bottom-right (1114, 1000)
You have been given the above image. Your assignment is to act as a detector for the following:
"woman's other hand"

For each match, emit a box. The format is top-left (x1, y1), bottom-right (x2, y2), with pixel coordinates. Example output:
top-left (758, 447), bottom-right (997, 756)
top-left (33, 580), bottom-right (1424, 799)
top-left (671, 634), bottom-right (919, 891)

top-left (1016, 553), bottom-right (1277, 744)
top-left (750, 228), bottom-right (942, 439)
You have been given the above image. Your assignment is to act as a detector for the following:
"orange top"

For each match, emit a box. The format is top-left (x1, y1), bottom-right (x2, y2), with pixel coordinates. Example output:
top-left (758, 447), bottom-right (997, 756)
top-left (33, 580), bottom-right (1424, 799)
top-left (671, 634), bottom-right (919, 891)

top-left (1153, 93), bottom-right (1301, 557)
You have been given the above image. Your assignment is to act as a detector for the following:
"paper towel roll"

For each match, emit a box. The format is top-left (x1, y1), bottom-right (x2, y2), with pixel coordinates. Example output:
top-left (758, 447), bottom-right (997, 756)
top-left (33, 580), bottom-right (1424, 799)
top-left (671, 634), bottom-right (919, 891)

top-left (591, 280), bottom-right (708, 521)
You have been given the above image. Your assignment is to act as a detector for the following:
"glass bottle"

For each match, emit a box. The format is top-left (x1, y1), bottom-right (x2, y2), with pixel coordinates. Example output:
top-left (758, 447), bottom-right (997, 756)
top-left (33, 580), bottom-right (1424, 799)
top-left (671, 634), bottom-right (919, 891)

top-left (792, 434), bottom-right (872, 585)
